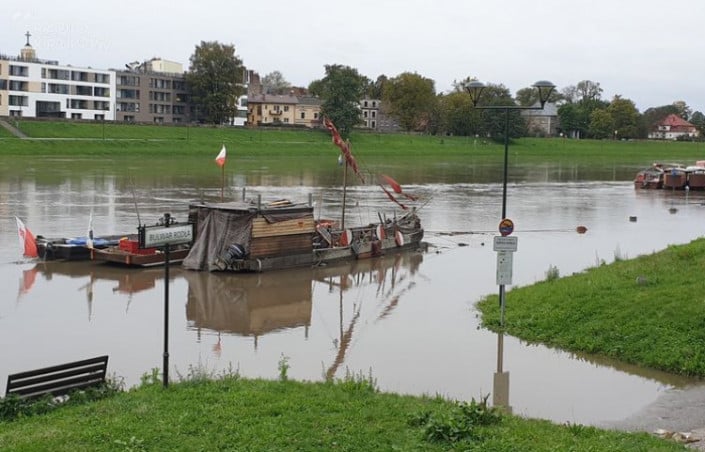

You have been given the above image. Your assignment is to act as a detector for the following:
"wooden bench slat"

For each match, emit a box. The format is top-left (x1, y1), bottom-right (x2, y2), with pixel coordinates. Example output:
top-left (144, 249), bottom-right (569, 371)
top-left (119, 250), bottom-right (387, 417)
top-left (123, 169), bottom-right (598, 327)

top-left (9, 376), bottom-right (107, 399)
top-left (5, 355), bottom-right (109, 400)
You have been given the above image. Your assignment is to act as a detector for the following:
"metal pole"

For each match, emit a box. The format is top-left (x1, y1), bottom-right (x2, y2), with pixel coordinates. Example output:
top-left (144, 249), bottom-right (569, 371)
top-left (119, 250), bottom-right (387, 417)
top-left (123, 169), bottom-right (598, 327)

top-left (162, 214), bottom-right (171, 388)
top-left (501, 107), bottom-right (509, 220)
top-left (499, 108), bottom-right (509, 325)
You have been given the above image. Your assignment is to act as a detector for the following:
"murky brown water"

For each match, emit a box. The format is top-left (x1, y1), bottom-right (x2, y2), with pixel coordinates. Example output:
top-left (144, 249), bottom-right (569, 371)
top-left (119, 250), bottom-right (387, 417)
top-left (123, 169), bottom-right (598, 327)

top-left (1, 156), bottom-right (704, 426)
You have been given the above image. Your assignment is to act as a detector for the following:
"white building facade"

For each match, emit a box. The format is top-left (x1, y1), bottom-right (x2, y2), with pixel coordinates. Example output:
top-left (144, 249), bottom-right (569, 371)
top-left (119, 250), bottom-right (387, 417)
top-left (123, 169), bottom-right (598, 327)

top-left (0, 40), bottom-right (116, 120)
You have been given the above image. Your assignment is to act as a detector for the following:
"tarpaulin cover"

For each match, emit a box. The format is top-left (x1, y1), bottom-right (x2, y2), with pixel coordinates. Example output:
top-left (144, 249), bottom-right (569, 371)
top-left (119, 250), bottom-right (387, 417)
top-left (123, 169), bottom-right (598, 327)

top-left (183, 208), bottom-right (255, 271)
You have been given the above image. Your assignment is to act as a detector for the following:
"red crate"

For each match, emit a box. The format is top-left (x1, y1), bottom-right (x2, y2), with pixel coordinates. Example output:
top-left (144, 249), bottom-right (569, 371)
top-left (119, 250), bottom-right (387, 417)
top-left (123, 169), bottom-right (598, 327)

top-left (119, 239), bottom-right (156, 255)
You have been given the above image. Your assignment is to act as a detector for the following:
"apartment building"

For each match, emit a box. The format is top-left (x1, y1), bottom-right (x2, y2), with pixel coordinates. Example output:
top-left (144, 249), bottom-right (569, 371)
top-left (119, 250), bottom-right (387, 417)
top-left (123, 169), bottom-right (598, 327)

top-left (114, 58), bottom-right (189, 123)
top-left (247, 94), bottom-right (299, 126)
top-left (0, 36), bottom-right (115, 120)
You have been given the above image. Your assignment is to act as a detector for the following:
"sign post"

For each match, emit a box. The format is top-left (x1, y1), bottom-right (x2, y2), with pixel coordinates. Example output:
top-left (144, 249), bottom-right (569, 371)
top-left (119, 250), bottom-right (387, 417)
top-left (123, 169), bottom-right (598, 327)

top-left (138, 213), bottom-right (193, 388)
top-left (494, 219), bottom-right (518, 327)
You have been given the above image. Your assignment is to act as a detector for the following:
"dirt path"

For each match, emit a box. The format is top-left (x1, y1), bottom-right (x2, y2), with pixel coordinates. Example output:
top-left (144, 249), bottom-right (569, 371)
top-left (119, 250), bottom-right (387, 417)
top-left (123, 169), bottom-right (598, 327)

top-left (600, 384), bottom-right (705, 449)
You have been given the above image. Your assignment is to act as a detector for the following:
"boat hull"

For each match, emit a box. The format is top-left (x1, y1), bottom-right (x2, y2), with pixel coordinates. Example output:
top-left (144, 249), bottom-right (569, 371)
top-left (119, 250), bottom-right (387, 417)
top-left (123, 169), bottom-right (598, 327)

top-left (36, 235), bottom-right (126, 261)
top-left (91, 247), bottom-right (190, 267)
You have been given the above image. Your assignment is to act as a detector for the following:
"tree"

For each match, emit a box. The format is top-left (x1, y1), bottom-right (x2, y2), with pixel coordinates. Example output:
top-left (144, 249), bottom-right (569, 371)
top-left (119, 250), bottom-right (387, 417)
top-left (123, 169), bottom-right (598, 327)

top-left (672, 100), bottom-right (692, 120)
top-left (309, 64), bottom-right (368, 138)
top-left (576, 80), bottom-right (603, 102)
top-left (365, 75), bottom-right (389, 99)
top-left (515, 86), bottom-right (563, 107)
top-left (471, 83), bottom-right (526, 140)
top-left (606, 96), bottom-right (640, 138)
top-left (186, 41), bottom-right (245, 124)
top-left (437, 91), bottom-right (471, 136)
top-left (588, 108), bottom-right (614, 139)
top-left (383, 72), bottom-right (437, 132)
top-left (261, 71), bottom-right (291, 95)
top-left (690, 111), bottom-right (705, 135)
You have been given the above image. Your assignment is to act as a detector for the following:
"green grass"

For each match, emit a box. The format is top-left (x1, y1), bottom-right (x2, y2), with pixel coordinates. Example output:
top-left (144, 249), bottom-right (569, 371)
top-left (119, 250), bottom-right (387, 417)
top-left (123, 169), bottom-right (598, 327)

top-left (0, 376), bottom-right (686, 451)
top-left (477, 238), bottom-right (705, 377)
top-left (3, 120), bottom-right (705, 168)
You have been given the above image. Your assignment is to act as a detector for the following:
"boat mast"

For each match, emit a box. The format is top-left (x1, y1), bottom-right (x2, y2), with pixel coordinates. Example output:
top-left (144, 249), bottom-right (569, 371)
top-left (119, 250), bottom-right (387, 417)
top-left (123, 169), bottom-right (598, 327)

top-left (341, 139), bottom-right (350, 230)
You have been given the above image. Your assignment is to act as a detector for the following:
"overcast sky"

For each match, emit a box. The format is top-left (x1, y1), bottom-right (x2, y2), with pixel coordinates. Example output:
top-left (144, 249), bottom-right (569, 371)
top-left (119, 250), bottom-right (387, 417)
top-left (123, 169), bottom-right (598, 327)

top-left (4, 0), bottom-right (705, 113)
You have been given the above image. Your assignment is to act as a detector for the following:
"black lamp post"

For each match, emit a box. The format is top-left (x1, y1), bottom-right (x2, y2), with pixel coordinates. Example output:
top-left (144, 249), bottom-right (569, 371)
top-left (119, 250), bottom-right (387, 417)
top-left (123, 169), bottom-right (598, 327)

top-left (465, 80), bottom-right (555, 326)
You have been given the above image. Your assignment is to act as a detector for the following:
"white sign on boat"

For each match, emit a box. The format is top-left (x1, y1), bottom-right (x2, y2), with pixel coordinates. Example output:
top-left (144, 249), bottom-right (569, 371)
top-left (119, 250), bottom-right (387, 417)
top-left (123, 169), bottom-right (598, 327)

top-left (142, 224), bottom-right (193, 248)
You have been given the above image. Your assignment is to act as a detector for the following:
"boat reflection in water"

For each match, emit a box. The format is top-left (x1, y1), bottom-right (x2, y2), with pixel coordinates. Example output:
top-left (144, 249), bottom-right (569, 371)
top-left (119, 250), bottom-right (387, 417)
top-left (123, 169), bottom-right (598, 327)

top-left (182, 250), bottom-right (425, 364)
top-left (20, 261), bottom-right (170, 318)
top-left (183, 267), bottom-right (313, 348)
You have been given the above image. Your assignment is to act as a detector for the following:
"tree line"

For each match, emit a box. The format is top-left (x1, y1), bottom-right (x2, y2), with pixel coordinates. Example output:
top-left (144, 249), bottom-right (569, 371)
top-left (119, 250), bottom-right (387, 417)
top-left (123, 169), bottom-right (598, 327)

top-left (187, 41), bottom-right (704, 140)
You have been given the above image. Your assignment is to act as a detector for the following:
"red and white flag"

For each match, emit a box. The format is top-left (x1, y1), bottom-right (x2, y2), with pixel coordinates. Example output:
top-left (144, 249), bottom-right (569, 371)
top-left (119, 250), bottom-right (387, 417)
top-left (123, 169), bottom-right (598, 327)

top-left (215, 145), bottom-right (227, 167)
top-left (15, 216), bottom-right (38, 258)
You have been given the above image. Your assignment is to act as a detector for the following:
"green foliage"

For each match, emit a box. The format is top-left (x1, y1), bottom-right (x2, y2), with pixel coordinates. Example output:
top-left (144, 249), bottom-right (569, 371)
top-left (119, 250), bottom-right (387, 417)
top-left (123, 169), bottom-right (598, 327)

top-left (336, 368), bottom-right (378, 394)
top-left (186, 41), bottom-right (245, 124)
top-left (310, 64), bottom-right (369, 138)
top-left (175, 361), bottom-right (240, 384)
top-left (139, 368), bottom-right (162, 387)
top-left (411, 396), bottom-right (503, 444)
top-left (278, 354), bottom-right (290, 382)
top-left (0, 377), bottom-right (686, 451)
top-left (383, 72), bottom-right (437, 132)
top-left (0, 378), bottom-right (122, 422)
top-left (545, 264), bottom-right (560, 281)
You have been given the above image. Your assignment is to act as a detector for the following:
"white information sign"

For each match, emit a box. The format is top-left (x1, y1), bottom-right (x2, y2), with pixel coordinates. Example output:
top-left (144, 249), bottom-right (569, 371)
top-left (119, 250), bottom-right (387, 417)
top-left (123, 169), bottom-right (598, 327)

top-left (493, 236), bottom-right (518, 252)
top-left (143, 224), bottom-right (193, 248)
top-left (496, 250), bottom-right (514, 285)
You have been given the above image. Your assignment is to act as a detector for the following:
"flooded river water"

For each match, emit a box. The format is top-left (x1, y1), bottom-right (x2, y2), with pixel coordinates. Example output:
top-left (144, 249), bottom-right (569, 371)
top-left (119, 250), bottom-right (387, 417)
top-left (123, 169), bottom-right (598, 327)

top-left (1, 156), bottom-right (703, 427)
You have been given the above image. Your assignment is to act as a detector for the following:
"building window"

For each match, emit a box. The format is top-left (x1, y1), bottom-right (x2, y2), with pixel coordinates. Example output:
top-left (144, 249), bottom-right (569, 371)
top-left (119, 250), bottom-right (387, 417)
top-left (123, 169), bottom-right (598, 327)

top-left (300, 112), bottom-right (305, 119)
top-left (9, 80), bottom-right (28, 91)
top-left (124, 115), bottom-right (135, 122)
top-left (95, 114), bottom-right (105, 121)
top-left (284, 118), bottom-right (289, 123)
top-left (10, 65), bottom-right (29, 76)
top-left (71, 113), bottom-right (82, 119)
top-left (371, 111), bottom-right (376, 118)
top-left (9, 95), bottom-right (28, 106)
top-left (284, 106), bottom-right (289, 112)
top-left (364, 101), bottom-right (368, 107)
top-left (371, 120), bottom-right (376, 128)
top-left (363, 111), bottom-right (368, 118)
top-left (314, 113), bottom-right (318, 119)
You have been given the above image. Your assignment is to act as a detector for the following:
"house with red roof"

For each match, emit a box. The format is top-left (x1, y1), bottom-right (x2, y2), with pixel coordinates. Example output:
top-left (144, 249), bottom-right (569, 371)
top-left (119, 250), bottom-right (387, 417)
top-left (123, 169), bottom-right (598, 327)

top-left (648, 114), bottom-right (699, 140)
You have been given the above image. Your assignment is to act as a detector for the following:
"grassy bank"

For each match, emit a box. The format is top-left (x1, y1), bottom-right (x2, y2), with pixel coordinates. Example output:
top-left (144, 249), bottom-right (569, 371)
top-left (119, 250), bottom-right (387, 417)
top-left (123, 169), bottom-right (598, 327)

top-left (1, 120), bottom-right (704, 167)
top-left (0, 373), bottom-right (685, 451)
top-left (477, 238), bottom-right (705, 377)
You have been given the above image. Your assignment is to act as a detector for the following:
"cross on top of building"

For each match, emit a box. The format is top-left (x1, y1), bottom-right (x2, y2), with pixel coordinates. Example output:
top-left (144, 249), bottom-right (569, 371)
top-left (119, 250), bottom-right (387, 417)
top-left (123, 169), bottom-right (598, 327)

top-left (25, 31), bottom-right (31, 46)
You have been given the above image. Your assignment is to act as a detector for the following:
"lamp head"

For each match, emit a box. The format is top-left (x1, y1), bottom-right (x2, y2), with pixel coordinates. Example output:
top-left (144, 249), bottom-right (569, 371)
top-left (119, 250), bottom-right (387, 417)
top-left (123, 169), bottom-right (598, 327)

top-left (464, 81), bottom-right (486, 107)
top-left (533, 80), bottom-right (556, 108)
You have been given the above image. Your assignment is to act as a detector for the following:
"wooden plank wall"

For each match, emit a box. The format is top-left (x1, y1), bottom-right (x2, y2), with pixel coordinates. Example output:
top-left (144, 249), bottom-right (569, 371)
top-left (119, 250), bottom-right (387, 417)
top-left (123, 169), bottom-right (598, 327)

top-left (250, 233), bottom-right (313, 258)
top-left (252, 217), bottom-right (315, 238)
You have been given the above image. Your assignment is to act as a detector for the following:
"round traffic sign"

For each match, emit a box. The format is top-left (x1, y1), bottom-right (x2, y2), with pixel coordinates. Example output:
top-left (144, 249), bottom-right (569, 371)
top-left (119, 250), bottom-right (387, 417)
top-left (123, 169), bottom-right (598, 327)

top-left (499, 218), bottom-right (514, 236)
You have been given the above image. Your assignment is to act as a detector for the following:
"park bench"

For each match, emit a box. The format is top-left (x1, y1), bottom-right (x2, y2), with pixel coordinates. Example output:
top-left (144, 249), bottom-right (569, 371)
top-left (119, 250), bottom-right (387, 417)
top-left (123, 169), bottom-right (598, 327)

top-left (5, 355), bottom-right (109, 400)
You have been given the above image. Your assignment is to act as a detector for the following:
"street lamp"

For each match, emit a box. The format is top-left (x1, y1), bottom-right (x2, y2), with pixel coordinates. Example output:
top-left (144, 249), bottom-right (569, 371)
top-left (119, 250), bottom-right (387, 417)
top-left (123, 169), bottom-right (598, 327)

top-left (465, 79), bottom-right (555, 326)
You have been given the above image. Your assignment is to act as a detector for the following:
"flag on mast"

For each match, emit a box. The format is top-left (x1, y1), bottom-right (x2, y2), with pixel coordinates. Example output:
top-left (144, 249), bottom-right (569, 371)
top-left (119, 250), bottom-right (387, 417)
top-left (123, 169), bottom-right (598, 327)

top-left (15, 217), bottom-right (38, 258)
top-left (215, 144), bottom-right (227, 167)
top-left (86, 211), bottom-right (94, 249)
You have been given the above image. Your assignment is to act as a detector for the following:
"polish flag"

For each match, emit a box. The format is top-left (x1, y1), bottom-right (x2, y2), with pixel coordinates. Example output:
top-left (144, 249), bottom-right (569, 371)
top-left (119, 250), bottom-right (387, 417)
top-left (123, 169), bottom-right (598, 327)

top-left (15, 217), bottom-right (38, 258)
top-left (215, 145), bottom-right (227, 167)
